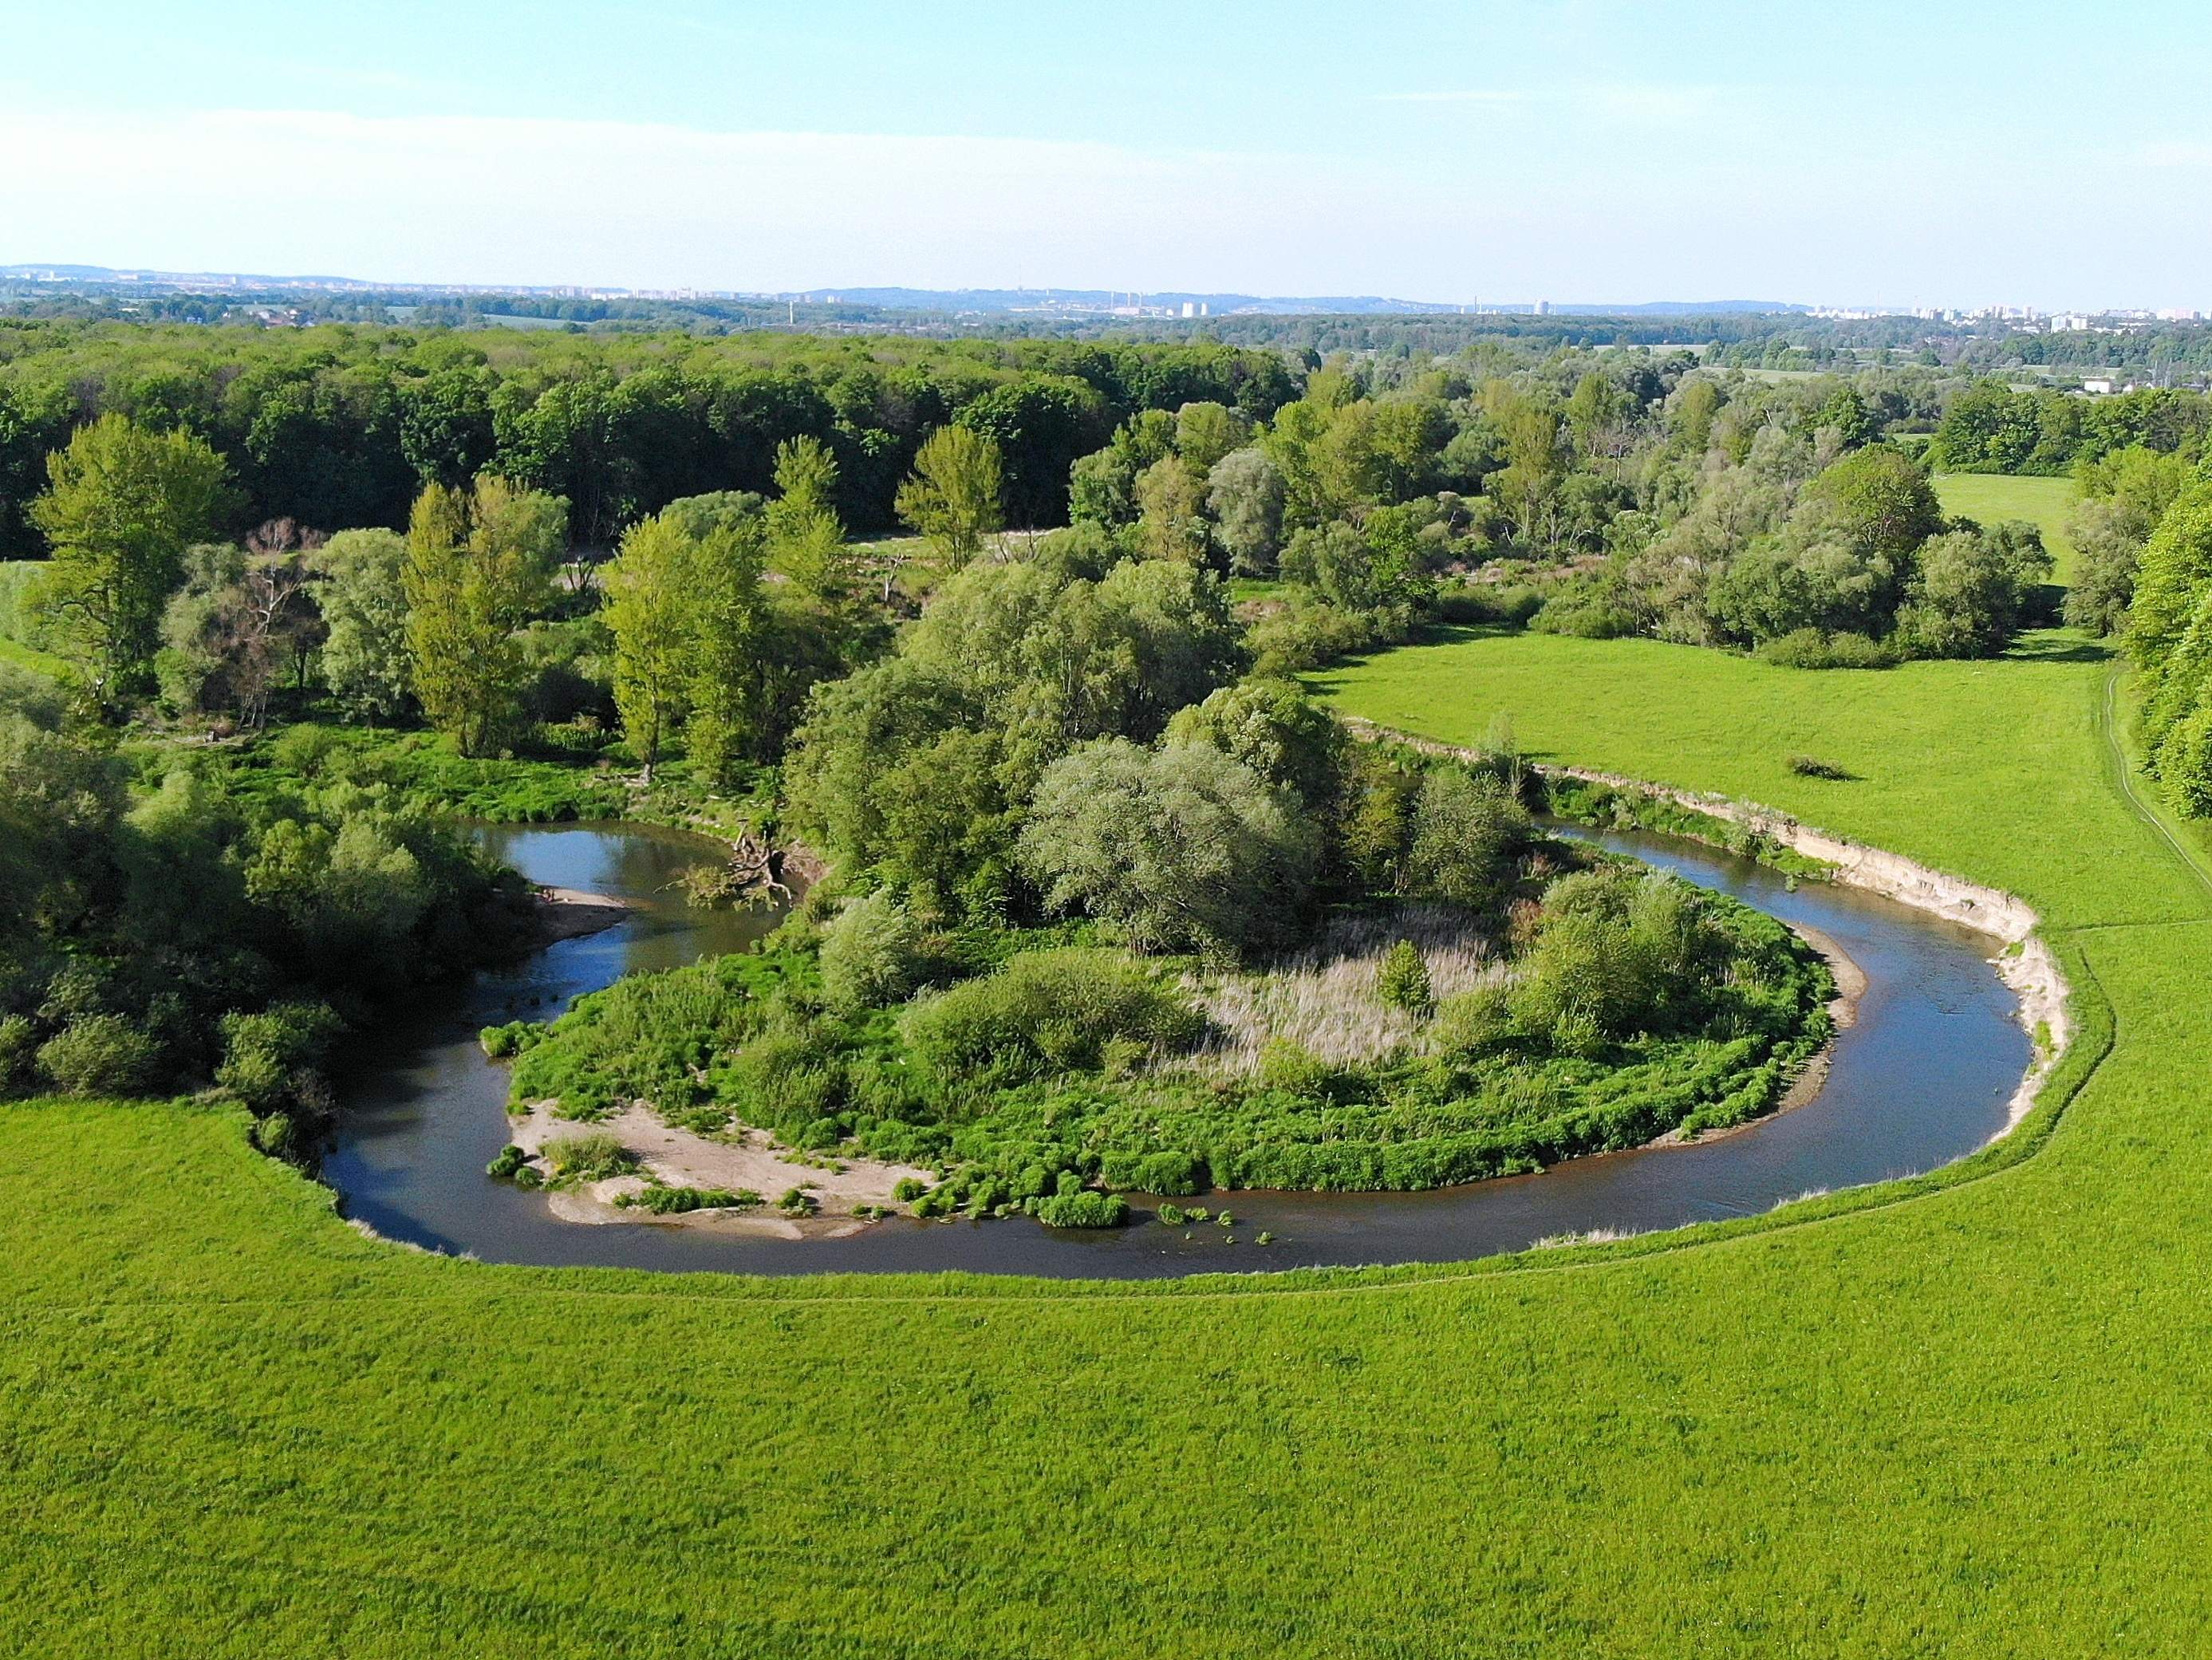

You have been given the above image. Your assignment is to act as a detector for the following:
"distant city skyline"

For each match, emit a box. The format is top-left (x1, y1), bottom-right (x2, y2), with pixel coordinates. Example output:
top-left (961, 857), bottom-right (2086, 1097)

top-left (5, 2), bottom-right (2210, 308)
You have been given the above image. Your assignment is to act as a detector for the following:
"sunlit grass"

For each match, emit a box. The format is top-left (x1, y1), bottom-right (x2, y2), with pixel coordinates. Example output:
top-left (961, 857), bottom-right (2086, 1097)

top-left (6, 621), bottom-right (2212, 1654)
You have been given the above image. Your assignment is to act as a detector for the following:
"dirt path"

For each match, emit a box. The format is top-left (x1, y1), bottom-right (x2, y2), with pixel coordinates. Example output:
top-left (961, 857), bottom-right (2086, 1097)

top-left (2100, 663), bottom-right (2212, 909)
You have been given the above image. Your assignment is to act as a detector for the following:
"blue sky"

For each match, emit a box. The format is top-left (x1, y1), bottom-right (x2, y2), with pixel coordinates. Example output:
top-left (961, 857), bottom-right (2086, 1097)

top-left (4, 1), bottom-right (2208, 305)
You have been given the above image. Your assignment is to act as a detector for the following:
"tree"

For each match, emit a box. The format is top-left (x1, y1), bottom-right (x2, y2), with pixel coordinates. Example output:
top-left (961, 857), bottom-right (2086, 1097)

top-left (316, 529), bottom-right (413, 720)
top-left (1406, 769), bottom-right (1528, 907)
top-left (1134, 455), bottom-right (1209, 564)
top-left (1174, 401), bottom-right (1250, 475)
top-left (896, 425), bottom-right (1004, 570)
top-left (602, 513), bottom-right (696, 780)
top-left (401, 476), bottom-right (563, 755)
top-left (2064, 501), bottom-right (2147, 637)
top-left (683, 515), bottom-right (771, 785)
top-left (1892, 525), bottom-right (2050, 659)
top-left (1801, 444), bottom-right (1944, 566)
top-left (765, 436), bottom-right (850, 601)
top-left (1067, 448), bottom-right (1140, 530)
top-left (1163, 678), bottom-right (1343, 811)
top-left (1814, 385), bottom-right (1877, 450)
top-left (29, 414), bottom-right (233, 706)
top-left (1205, 447), bottom-right (1287, 574)
top-left (1017, 737), bottom-right (1317, 958)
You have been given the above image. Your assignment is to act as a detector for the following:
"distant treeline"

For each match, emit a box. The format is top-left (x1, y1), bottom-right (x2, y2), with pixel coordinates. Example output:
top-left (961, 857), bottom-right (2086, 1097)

top-left (1930, 381), bottom-right (2211, 474)
top-left (0, 323), bottom-right (1299, 550)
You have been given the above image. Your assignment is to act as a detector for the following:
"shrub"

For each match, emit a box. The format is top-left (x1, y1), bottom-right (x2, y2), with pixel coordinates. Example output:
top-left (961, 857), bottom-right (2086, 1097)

top-left (1786, 753), bottom-right (1853, 780)
top-left (890, 1176), bottom-right (928, 1203)
top-left (1508, 867), bottom-right (1726, 1045)
top-left (1430, 981), bottom-right (1515, 1052)
top-left (215, 1001), bottom-right (345, 1114)
top-left (1157, 1202), bottom-right (1188, 1226)
top-left (487, 1144), bottom-right (531, 1179)
top-left (1257, 1038), bottom-right (1333, 1094)
top-left (1406, 768), bottom-right (1529, 908)
top-left (1530, 578), bottom-right (1639, 640)
top-left (617, 1185), bottom-right (760, 1215)
top-left (1753, 629), bottom-right (1902, 670)
top-left (1431, 582), bottom-right (1545, 629)
top-left (1035, 1188), bottom-right (1130, 1228)
top-left (479, 1021), bottom-right (543, 1059)
top-left (539, 1133), bottom-right (638, 1184)
top-left (818, 890), bottom-right (924, 1013)
top-left (1376, 939), bottom-right (1433, 1014)
top-left (0, 1015), bottom-right (36, 1094)
top-left (36, 1014), bottom-right (163, 1097)
top-left (250, 1112), bottom-right (300, 1159)
top-left (901, 948), bottom-right (1202, 1085)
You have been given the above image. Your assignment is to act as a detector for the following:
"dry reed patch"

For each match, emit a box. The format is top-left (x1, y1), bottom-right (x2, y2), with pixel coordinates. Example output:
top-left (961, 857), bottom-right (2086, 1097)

top-left (1185, 904), bottom-right (1497, 1073)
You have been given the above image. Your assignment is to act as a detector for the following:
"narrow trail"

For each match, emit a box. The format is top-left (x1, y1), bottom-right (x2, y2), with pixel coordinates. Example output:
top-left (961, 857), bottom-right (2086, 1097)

top-left (2098, 661), bottom-right (2212, 913)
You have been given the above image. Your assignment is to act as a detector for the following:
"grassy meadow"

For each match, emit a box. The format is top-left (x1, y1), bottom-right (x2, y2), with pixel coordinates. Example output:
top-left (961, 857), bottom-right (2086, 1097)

top-left (8, 621), bottom-right (2212, 1654)
top-left (1935, 471), bottom-right (2082, 583)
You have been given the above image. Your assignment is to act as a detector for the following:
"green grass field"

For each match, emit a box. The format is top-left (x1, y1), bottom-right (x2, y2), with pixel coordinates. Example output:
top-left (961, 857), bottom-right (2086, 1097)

top-left (1935, 472), bottom-right (2082, 584)
top-left (8, 622), bottom-right (2212, 1654)
top-left (0, 633), bottom-right (68, 677)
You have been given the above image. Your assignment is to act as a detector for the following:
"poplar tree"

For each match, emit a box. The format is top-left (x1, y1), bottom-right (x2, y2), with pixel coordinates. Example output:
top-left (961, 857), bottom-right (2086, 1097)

top-left (602, 514), bottom-right (695, 781)
top-left (400, 476), bottom-right (562, 756)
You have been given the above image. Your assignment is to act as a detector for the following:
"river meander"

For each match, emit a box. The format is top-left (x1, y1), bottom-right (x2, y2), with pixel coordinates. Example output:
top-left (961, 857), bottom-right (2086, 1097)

top-left (324, 819), bottom-right (2031, 1280)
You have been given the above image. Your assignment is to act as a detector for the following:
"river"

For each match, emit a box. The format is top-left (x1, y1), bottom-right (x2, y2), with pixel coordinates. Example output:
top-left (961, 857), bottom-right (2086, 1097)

top-left (323, 820), bottom-right (2031, 1280)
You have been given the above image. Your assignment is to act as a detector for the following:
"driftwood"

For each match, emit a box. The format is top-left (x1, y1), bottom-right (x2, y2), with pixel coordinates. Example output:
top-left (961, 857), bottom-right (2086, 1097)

top-left (683, 829), bottom-right (796, 909)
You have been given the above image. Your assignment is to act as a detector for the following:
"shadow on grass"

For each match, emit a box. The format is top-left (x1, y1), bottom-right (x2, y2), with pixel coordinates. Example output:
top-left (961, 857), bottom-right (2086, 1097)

top-left (2009, 634), bottom-right (2115, 665)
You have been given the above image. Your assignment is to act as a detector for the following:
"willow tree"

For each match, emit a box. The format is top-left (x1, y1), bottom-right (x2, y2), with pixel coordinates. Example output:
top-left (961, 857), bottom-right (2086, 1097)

top-left (684, 515), bottom-right (770, 787)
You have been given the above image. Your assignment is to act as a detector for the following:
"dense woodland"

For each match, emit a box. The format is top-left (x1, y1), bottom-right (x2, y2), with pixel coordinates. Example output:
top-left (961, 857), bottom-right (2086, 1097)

top-left (8, 314), bottom-right (2212, 1215)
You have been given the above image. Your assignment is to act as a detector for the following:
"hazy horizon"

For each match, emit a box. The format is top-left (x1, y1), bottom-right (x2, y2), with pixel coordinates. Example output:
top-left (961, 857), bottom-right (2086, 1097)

top-left (4, 1), bottom-right (2207, 310)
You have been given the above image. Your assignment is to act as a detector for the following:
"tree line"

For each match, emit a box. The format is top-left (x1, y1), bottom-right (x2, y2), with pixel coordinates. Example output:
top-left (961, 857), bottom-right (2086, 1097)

top-left (0, 321), bottom-right (1298, 552)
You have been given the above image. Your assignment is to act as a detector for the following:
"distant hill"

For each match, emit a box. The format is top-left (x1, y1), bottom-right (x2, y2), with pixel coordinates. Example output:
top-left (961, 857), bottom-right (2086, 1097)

top-left (2, 265), bottom-right (1812, 318)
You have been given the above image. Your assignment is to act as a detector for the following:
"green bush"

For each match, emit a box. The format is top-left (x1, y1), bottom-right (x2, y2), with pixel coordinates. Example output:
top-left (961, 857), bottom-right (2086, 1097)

top-left (1034, 1188), bottom-right (1130, 1228)
top-left (1431, 981), bottom-right (1515, 1052)
top-left (0, 1014), bottom-right (36, 1094)
top-left (487, 1144), bottom-right (531, 1179)
top-left (1406, 767), bottom-right (1528, 908)
top-left (1508, 866), bottom-right (1727, 1045)
top-left (1753, 629), bottom-right (1901, 670)
top-left (818, 890), bottom-right (923, 1014)
top-left (539, 1133), bottom-right (638, 1185)
top-left (617, 1185), bottom-right (760, 1215)
top-left (1431, 583), bottom-right (1545, 629)
top-left (901, 948), bottom-right (1203, 1086)
top-left (36, 1014), bottom-right (163, 1097)
top-left (215, 1001), bottom-right (345, 1114)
